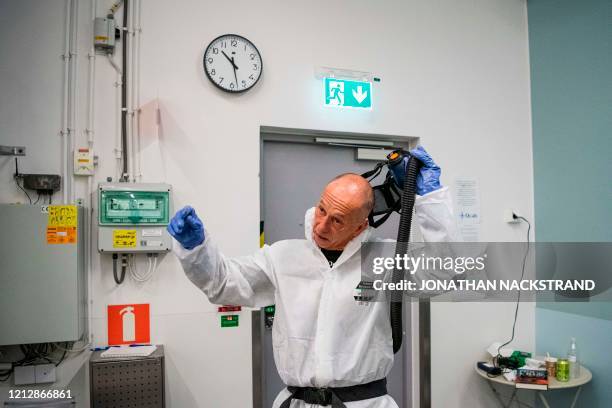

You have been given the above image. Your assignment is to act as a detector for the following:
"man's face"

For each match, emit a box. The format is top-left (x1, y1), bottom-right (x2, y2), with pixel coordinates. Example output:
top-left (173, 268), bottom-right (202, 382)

top-left (312, 180), bottom-right (369, 250)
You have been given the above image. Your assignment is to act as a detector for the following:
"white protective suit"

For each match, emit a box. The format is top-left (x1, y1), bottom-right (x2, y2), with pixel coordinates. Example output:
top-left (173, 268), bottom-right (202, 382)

top-left (173, 187), bottom-right (458, 408)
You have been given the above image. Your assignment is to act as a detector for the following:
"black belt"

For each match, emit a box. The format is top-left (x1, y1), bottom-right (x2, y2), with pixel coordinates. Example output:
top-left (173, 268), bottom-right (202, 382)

top-left (279, 378), bottom-right (387, 407)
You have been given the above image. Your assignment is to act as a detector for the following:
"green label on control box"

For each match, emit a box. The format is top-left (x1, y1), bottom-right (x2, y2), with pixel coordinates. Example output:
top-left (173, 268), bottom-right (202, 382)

top-left (99, 190), bottom-right (170, 225)
top-left (221, 315), bottom-right (239, 328)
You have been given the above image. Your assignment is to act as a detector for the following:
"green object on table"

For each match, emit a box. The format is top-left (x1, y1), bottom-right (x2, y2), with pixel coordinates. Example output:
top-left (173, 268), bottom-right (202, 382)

top-left (556, 358), bottom-right (570, 382)
top-left (510, 350), bottom-right (532, 367)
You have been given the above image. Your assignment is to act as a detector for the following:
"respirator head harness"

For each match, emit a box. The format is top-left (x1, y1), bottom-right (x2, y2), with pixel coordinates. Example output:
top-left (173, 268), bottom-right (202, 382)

top-left (361, 149), bottom-right (416, 228)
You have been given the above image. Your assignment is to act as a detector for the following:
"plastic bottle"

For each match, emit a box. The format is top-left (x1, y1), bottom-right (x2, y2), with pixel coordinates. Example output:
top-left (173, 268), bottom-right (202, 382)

top-left (567, 337), bottom-right (580, 379)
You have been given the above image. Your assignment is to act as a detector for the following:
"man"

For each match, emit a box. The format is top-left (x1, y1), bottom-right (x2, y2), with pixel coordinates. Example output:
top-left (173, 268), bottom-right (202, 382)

top-left (168, 146), bottom-right (457, 408)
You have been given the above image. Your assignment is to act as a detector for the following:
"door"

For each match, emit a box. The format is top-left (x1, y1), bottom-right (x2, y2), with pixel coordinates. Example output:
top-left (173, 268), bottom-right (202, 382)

top-left (256, 134), bottom-right (414, 407)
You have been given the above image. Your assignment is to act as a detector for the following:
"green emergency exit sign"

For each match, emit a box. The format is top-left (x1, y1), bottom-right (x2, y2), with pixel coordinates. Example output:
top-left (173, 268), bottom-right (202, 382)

top-left (324, 78), bottom-right (372, 109)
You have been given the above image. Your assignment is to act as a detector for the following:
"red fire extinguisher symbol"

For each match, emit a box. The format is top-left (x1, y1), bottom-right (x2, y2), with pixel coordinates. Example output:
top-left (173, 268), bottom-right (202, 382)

top-left (107, 304), bottom-right (150, 345)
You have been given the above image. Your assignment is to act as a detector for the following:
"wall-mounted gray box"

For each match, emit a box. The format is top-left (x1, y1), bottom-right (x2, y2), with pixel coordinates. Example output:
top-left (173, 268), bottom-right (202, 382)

top-left (97, 183), bottom-right (173, 254)
top-left (0, 204), bottom-right (87, 346)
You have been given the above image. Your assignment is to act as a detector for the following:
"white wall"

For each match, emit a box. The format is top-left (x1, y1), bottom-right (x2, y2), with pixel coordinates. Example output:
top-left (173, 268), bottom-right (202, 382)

top-left (0, 0), bottom-right (534, 407)
top-left (0, 0), bottom-right (65, 197)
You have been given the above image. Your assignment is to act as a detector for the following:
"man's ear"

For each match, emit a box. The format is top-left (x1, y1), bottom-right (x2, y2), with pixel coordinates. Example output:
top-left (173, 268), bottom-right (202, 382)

top-left (356, 218), bottom-right (369, 235)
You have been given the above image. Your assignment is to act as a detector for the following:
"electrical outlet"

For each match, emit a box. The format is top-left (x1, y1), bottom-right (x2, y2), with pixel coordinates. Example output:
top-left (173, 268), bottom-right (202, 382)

top-left (35, 363), bottom-right (56, 384)
top-left (14, 366), bottom-right (36, 385)
top-left (503, 209), bottom-right (521, 224)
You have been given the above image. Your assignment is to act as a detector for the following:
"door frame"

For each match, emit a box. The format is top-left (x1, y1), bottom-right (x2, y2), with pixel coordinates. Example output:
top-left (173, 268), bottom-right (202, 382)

top-left (254, 126), bottom-right (429, 408)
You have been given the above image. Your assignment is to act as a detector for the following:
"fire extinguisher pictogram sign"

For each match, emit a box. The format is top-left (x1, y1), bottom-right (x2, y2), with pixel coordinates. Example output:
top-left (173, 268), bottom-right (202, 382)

top-left (107, 303), bottom-right (150, 345)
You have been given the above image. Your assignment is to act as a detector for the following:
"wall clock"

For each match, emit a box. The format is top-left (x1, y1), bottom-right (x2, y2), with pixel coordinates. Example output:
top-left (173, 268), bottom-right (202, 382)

top-left (203, 34), bottom-right (263, 93)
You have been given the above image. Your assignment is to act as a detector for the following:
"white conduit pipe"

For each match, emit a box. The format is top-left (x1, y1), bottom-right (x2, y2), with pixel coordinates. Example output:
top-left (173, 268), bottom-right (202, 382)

top-left (130, 0), bottom-right (139, 182)
top-left (109, 2), bottom-right (123, 180)
top-left (108, 52), bottom-right (122, 180)
top-left (86, 0), bottom-right (97, 347)
top-left (129, 0), bottom-right (137, 183)
top-left (107, 53), bottom-right (122, 74)
top-left (68, 0), bottom-right (79, 202)
top-left (86, 2), bottom-right (96, 148)
top-left (134, 0), bottom-right (142, 182)
top-left (125, 1), bottom-right (134, 182)
top-left (61, 0), bottom-right (71, 204)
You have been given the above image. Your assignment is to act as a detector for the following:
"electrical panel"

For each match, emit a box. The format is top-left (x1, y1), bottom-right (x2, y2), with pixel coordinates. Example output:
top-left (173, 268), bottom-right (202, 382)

top-left (97, 183), bottom-right (173, 253)
top-left (0, 204), bottom-right (87, 346)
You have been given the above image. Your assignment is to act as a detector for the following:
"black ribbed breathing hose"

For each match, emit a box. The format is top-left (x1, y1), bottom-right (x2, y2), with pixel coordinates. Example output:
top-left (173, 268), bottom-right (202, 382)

top-left (390, 156), bottom-right (420, 354)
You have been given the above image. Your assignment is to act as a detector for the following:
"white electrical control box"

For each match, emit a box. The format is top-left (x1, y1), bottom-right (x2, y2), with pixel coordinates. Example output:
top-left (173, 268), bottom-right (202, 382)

top-left (97, 183), bottom-right (173, 253)
top-left (94, 16), bottom-right (116, 53)
top-left (74, 147), bottom-right (94, 176)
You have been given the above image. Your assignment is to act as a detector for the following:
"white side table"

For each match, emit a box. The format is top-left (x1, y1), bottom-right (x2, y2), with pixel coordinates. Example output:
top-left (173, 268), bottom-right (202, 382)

top-left (475, 361), bottom-right (592, 408)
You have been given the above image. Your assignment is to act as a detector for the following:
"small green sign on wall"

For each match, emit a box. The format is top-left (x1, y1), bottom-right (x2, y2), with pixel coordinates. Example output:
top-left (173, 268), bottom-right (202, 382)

top-left (221, 315), bottom-right (239, 328)
top-left (324, 78), bottom-right (372, 109)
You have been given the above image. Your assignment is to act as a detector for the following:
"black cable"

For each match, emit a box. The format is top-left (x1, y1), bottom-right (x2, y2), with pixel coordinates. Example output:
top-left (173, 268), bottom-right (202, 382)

top-left (25, 344), bottom-right (52, 365)
top-left (495, 216), bottom-right (531, 363)
top-left (113, 253), bottom-right (126, 284)
top-left (13, 157), bottom-right (32, 204)
top-left (15, 178), bottom-right (32, 204)
top-left (33, 192), bottom-right (41, 205)
top-left (54, 342), bottom-right (69, 367)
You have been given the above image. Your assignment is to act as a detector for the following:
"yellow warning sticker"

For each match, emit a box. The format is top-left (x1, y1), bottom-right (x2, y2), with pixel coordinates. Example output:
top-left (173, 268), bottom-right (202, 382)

top-left (48, 205), bottom-right (78, 228)
top-left (113, 230), bottom-right (137, 248)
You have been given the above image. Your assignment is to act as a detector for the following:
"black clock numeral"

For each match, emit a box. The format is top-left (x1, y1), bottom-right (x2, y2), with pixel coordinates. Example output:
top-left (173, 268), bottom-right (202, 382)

top-left (241, 80), bottom-right (246, 88)
top-left (230, 82), bottom-right (235, 89)
top-left (231, 39), bottom-right (237, 47)
top-left (250, 53), bottom-right (255, 60)
top-left (211, 69), bottom-right (216, 76)
top-left (221, 41), bottom-right (227, 48)
top-left (212, 47), bottom-right (218, 54)
top-left (207, 57), bottom-right (213, 64)
top-left (253, 64), bottom-right (258, 70)
top-left (249, 74), bottom-right (254, 80)
top-left (219, 77), bottom-right (224, 83)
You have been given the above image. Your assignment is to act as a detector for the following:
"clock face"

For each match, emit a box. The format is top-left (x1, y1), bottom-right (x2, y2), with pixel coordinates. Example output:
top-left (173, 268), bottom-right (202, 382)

top-left (203, 34), bottom-right (263, 93)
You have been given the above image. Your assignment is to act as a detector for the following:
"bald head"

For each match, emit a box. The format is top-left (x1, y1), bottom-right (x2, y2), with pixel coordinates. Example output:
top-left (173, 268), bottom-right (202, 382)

top-left (327, 173), bottom-right (374, 219)
top-left (312, 173), bottom-right (373, 250)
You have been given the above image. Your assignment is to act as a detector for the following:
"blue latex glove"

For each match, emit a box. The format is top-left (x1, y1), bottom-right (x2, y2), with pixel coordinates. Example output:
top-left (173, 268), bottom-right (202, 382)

top-left (409, 145), bottom-right (442, 195)
top-left (167, 206), bottom-right (205, 250)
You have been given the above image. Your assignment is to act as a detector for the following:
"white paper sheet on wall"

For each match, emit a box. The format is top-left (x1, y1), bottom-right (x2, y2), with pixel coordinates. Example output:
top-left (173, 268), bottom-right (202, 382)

top-left (454, 177), bottom-right (481, 241)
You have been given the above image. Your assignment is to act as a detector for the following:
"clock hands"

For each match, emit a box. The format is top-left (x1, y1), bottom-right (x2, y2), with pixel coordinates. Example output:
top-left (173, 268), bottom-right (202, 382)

top-left (222, 51), bottom-right (239, 70)
top-left (232, 64), bottom-right (239, 89)
top-left (222, 50), bottom-right (240, 89)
